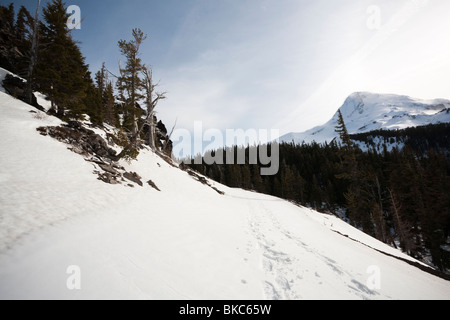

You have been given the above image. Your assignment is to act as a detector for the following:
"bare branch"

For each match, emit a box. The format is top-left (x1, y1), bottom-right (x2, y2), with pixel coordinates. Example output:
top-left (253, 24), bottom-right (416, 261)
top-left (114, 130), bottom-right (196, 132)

top-left (152, 92), bottom-right (167, 107)
top-left (167, 118), bottom-right (178, 141)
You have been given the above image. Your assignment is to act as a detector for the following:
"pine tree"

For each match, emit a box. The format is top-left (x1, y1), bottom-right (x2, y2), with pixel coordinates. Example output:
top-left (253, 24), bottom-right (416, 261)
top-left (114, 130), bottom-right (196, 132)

top-left (117, 28), bottom-right (147, 145)
top-left (335, 110), bottom-right (353, 150)
top-left (14, 6), bottom-right (34, 77)
top-left (251, 164), bottom-right (265, 193)
top-left (371, 176), bottom-right (389, 243)
top-left (104, 82), bottom-right (117, 126)
top-left (25, 0), bottom-right (41, 105)
top-left (35, 0), bottom-right (88, 118)
top-left (241, 164), bottom-right (252, 190)
top-left (281, 163), bottom-right (300, 201)
top-left (419, 151), bottom-right (449, 270)
top-left (0, 3), bottom-right (34, 76)
top-left (95, 63), bottom-right (106, 97)
top-left (273, 177), bottom-right (282, 198)
top-left (0, 3), bottom-right (16, 72)
top-left (335, 109), bottom-right (369, 227)
top-left (94, 63), bottom-right (116, 126)
top-left (388, 188), bottom-right (416, 254)
top-left (83, 71), bottom-right (103, 124)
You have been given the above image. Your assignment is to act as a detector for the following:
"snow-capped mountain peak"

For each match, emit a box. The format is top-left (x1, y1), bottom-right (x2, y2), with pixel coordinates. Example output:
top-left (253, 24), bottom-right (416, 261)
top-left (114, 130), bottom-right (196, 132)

top-left (281, 92), bottom-right (450, 145)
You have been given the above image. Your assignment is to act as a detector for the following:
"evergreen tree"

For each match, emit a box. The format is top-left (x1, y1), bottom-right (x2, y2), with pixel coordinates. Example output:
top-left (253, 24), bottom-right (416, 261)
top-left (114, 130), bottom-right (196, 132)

top-left (94, 63), bottom-right (116, 126)
top-left (104, 82), bottom-right (117, 126)
top-left (273, 177), bottom-right (282, 198)
top-left (335, 110), bottom-right (353, 150)
top-left (0, 3), bottom-right (35, 76)
top-left (240, 164), bottom-right (252, 190)
top-left (335, 109), bottom-right (363, 226)
top-left (281, 163), bottom-right (300, 202)
top-left (35, 0), bottom-right (88, 118)
top-left (251, 164), bottom-right (265, 193)
top-left (388, 188), bottom-right (416, 254)
top-left (419, 151), bottom-right (450, 270)
top-left (25, 0), bottom-right (41, 105)
top-left (95, 63), bottom-right (107, 96)
top-left (0, 3), bottom-right (17, 72)
top-left (117, 28), bottom-right (147, 145)
top-left (14, 6), bottom-right (34, 77)
top-left (83, 71), bottom-right (103, 124)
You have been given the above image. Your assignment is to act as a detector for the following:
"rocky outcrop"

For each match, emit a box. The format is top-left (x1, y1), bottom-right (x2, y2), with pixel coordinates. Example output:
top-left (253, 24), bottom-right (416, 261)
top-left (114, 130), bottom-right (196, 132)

top-left (186, 169), bottom-right (224, 195)
top-left (37, 121), bottom-right (117, 160)
top-left (123, 172), bottom-right (143, 187)
top-left (36, 121), bottom-right (163, 190)
top-left (2, 74), bottom-right (44, 111)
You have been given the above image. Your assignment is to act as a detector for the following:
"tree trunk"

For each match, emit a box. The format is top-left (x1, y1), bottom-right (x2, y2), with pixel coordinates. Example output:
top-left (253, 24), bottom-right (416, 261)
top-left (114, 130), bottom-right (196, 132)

top-left (148, 113), bottom-right (156, 150)
top-left (144, 67), bottom-right (157, 151)
top-left (26, 0), bottom-right (41, 105)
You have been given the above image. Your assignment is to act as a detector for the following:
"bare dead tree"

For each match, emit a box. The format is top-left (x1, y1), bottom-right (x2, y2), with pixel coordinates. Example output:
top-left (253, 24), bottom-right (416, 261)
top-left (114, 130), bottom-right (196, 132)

top-left (162, 117), bottom-right (177, 153)
top-left (115, 67), bottom-right (166, 160)
top-left (143, 66), bottom-right (166, 151)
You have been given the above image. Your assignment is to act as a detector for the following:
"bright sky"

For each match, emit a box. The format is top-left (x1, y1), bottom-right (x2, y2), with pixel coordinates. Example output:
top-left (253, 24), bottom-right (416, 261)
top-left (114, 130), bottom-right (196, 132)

top-left (10, 0), bottom-right (450, 139)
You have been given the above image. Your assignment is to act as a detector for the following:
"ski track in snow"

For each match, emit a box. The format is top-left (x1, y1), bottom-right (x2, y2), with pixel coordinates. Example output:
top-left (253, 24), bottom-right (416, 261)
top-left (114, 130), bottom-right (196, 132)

top-left (245, 197), bottom-right (382, 300)
top-left (247, 199), bottom-right (299, 300)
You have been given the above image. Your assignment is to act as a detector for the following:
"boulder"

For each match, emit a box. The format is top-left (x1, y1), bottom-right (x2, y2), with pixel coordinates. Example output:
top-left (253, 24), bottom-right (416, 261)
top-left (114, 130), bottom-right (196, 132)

top-left (123, 172), bottom-right (143, 186)
top-left (98, 163), bottom-right (119, 175)
top-left (2, 74), bottom-right (44, 111)
top-left (97, 172), bottom-right (119, 185)
top-left (147, 179), bottom-right (161, 191)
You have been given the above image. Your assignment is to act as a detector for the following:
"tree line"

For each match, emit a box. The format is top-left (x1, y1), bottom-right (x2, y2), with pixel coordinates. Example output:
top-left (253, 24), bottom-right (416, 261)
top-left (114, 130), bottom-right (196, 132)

top-left (0, 0), bottom-right (169, 158)
top-left (188, 120), bottom-right (450, 272)
top-left (351, 122), bottom-right (450, 155)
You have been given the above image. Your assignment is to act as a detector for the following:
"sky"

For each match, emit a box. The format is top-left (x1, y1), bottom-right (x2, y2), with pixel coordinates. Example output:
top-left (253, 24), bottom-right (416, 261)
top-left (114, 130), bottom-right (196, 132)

top-left (6, 0), bottom-right (450, 144)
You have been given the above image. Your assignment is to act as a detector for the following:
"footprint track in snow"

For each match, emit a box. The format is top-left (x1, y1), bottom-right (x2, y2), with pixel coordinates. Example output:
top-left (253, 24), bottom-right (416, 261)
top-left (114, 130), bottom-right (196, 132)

top-left (247, 199), bottom-right (302, 300)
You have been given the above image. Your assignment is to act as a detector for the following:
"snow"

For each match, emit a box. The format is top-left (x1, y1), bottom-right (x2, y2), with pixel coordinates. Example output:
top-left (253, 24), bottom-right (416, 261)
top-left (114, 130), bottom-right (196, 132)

top-left (0, 90), bottom-right (449, 300)
top-left (34, 92), bottom-right (52, 112)
top-left (281, 92), bottom-right (450, 145)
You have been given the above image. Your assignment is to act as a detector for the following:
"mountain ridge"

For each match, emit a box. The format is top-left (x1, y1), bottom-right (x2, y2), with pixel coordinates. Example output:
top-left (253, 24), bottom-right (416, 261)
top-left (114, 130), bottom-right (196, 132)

top-left (281, 92), bottom-right (450, 145)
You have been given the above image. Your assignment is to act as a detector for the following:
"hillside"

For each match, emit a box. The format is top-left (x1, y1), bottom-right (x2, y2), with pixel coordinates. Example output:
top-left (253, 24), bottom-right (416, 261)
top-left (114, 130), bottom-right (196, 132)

top-left (281, 92), bottom-right (450, 145)
top-left (0, 89), bottom-right (449, 299)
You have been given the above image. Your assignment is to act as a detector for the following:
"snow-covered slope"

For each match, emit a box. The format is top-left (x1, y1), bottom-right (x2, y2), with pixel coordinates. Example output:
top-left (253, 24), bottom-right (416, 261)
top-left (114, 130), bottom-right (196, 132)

top-left (281, 92), bottom-right (450, 145)
top-left (0, 90), bottom-right (449, 300)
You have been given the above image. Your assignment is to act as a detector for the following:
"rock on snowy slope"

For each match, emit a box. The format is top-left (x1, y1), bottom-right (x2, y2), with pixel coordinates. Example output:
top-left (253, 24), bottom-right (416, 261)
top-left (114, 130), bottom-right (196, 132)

top-left (280, 92), bottom-right (450, 145)
top-left (0, 88), bottom-right (449, 300)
